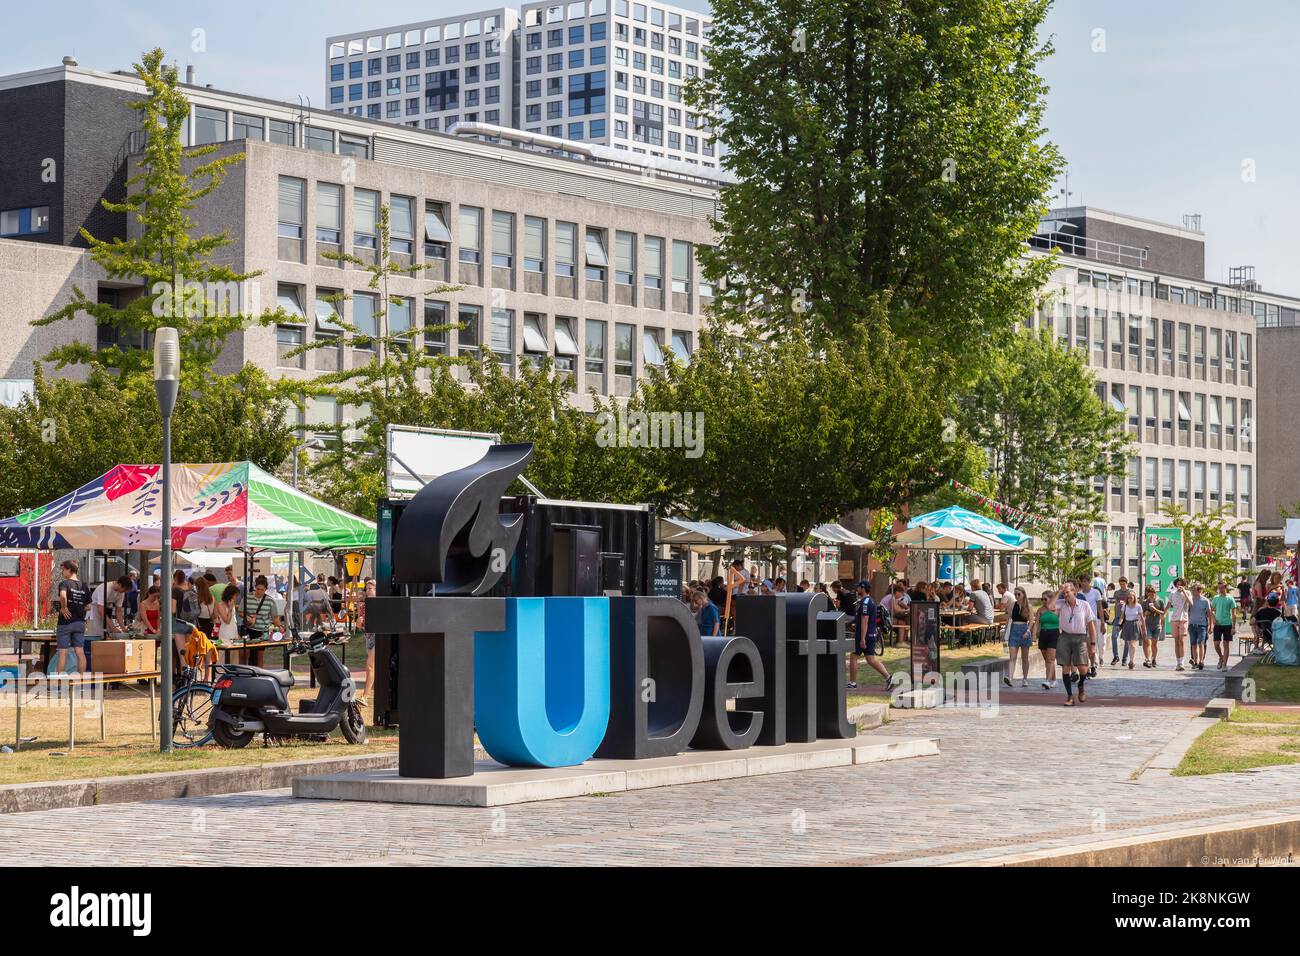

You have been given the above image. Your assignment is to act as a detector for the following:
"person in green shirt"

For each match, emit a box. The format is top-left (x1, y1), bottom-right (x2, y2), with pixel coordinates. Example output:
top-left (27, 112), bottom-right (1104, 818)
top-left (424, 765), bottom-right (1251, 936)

top-left (1032, 589), bottom-right (1060, 690)
top-left (1211, 582), bottom-right (1237, 671)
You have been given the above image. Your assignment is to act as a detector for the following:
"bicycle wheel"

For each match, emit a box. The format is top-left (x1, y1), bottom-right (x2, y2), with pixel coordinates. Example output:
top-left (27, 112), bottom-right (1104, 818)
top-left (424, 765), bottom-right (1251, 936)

top-left (172, 683), bottom-right (217, 749)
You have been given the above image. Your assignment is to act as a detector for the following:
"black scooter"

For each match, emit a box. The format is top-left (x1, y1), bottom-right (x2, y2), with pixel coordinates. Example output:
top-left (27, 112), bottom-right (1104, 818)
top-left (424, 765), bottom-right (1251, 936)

top-left (209, 629), bottom-right (367, 748)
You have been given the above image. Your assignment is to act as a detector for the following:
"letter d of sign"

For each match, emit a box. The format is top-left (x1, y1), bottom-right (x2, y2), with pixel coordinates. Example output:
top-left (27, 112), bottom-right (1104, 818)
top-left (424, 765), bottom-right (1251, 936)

top-left (474, 597), bottom-right (611, 767)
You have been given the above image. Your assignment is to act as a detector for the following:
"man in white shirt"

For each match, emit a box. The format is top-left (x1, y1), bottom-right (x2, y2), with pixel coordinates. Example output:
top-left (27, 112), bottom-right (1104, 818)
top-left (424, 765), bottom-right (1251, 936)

top-left (1075, 574), bottom-right (1105, 675)
top-left (1052, 583), bottom-right (1098, 705)
top-left (1166, 577), bottom-right (1192, 671)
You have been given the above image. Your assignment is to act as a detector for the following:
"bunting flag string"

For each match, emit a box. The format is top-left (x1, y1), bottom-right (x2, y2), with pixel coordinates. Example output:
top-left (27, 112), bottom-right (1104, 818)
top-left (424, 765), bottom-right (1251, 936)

top-left (928, 469), bottom-right (1252, 560)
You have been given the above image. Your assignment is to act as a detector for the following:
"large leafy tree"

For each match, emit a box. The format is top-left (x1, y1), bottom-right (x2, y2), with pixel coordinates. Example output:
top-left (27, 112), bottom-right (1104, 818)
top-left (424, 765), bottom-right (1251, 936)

top-left (629, 318), bottom-right (970, 562)
top-left (956, 327), bottom-right (1131, 533)
top-left (691, 0), bottom-right (1062, 375)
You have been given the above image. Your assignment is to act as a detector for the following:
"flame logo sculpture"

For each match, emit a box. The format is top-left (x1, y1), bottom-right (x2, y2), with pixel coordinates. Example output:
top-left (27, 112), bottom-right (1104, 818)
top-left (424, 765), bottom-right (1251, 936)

top-left (392, 443), bottom-right (533, 595)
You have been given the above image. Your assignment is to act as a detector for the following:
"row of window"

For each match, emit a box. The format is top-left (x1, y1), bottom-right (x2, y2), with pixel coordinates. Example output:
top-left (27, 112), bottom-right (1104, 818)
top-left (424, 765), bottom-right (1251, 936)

top-left (274, 284), bottom-right (692, 385)
top-left (1031, 304), bottom-right (1254, 387)
top-left (522, 1), bottom-right (706, 35)
top-left (1095, 457), bottom-right (1253, 519)
top-left (1094, 381), bottom-right (1254, 454)
top-left (276, 175), bottom-right (715, 300)
top-left (1071, 268), bottom-right (1300, 326)
top-left (0, 205), bottom-right (50, 238)
top-left (189, 106), bottom-right (372, 158)
top-left (330, 13), bottom-right (509, 59)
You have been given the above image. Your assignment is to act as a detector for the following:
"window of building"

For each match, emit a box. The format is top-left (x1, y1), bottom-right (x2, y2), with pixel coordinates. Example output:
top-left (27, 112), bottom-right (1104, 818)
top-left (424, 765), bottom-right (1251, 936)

top-left (424, 300), bottom-right (449, 354)
top-left (671, 240), bottom-right (691, 293)
top-left (556, 222), bottom-right (577, 277)
top-left (614, 322), bottom-right (635, 377)
top-left (305, 126), bottom-right (334, 152)
top-left (390, 195), bottom-right (415, 255)
top-left (316, 182), bottom-right (342, 247)
top-left (522, 216), bottom-right (546, 273)
top-left (418, 202), bottom-right (449, 261)
top-left (584, 228), bottom-right (608, 280)
top-left (0, 206), bottom-right (50, 237)
top-left (643, 327), bottom-right (665, 367)
top-left (353, 292), bottom-right (378, 345)
top-left (614, 231), bottom-right (636, 285)
top-left (269, 120), bottom-right (295, 145)
top-left (457, 304), bottom-right (481, 354)
top-left (353, 189), bottom-right (378, 249)
top-left (193, 106), bottom-right (227, 145)
top-left (643, 236), bottom-right (663, 288)
top-left (492, 211), bottom-right (514, 268)
top-left (490, 308), bottom-right (514, 364)
top-left (671, 330), bottom-right (691, 363)
top-left (523, 313), bottom-right (549, 360)
top-left (554, 317), bottom-right (579, 373)
top-left (585, 319), bottom-right (607, 377)
top-left (458, 206), bottom-right (482, 263)
top-left (277, 176), bottom-right (305, 239)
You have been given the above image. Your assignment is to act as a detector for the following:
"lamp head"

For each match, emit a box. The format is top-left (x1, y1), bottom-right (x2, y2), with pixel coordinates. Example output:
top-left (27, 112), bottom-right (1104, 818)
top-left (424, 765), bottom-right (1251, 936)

top-left (154, 327), bottom-right (180, 382)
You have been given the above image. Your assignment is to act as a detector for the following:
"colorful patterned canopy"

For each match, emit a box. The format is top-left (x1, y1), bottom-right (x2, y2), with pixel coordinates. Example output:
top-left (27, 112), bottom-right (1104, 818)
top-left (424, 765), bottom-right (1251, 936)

top-left (0, 462), bottom-right (375, 552)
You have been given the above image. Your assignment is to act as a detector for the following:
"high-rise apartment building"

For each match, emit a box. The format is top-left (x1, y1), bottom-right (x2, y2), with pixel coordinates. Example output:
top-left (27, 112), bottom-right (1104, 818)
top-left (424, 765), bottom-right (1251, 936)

top-left (325, 0), bottom-right (716, 167)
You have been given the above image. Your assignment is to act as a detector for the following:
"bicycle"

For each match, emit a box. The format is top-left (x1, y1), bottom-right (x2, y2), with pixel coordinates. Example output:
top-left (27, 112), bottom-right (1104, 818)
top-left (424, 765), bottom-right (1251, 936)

top-left (171, 665), bottom-right (218, 749)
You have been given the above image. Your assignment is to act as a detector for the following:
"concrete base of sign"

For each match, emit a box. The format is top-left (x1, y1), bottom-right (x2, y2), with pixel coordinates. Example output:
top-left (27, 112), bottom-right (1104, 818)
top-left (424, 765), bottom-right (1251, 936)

top-left (293, 734), bottom-right (940, 807)
top-left (892, 687), bottom-right (945, 709)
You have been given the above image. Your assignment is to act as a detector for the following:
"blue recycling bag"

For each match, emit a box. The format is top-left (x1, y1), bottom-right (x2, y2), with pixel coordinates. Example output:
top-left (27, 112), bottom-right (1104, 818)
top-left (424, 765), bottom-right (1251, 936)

top-left (1272, 618), bottom-right (1299, 667)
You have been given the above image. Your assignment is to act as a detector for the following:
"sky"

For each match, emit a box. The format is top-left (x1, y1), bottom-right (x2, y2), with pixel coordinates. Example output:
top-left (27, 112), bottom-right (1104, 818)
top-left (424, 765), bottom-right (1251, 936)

top-left (2, 0), bottom-right (1296, 289)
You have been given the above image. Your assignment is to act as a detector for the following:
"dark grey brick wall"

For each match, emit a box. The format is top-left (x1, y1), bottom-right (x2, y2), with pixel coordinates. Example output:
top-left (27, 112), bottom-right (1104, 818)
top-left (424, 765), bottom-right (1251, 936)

top-left (0, 82), bottom-right (65, 242)
top-left (1257, 325), bottom-right (1300, 529)
top-left (0, 78), bottom-right (138, 247)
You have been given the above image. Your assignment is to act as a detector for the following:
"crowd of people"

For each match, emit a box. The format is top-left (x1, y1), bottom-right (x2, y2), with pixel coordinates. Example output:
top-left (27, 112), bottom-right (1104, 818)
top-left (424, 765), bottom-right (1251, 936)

top-left (53, 561), bottom-right (378, 696)
top-left (668, 557), bottom-right (1297, 709)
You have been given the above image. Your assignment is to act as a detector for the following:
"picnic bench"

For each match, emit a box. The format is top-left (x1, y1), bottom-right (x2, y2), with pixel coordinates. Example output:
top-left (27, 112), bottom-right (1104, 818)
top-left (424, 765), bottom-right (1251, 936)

top-left (13, 669), bottom-right (160, 752)
top-left (15, 630), bottom-right (56, 673)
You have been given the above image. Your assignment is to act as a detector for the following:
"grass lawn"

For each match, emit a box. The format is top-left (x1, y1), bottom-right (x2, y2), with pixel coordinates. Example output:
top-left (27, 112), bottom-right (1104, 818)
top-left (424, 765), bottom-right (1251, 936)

top-left (846, 642), bottom-right (1002, 708)
top-left (1246, 663), bottom-right (1300, 704)
top-left (0, 682), bottom-right (395, 786)
top-left (1175, 707), bottom-right (1300, 776)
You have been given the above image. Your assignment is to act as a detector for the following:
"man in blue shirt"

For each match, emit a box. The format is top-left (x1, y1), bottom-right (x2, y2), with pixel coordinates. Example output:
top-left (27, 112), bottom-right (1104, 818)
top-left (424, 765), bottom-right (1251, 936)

top-left (1187, 583), bottom-right (1212, 671)
top-left (848, 581), bottom-right (890, 689)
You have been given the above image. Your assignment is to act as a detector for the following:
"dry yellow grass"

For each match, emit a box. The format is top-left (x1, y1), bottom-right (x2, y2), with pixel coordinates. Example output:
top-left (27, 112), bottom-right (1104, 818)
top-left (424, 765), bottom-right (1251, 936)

top-left (0, 680), bottom-right (395, 785)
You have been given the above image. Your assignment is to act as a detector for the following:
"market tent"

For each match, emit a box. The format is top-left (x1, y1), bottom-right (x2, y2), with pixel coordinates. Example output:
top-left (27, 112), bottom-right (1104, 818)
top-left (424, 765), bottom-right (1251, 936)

top-left (0, 462), bottom-right (375, 552)
top-left (1286, 519), bottom-right (1300, 546)
top-left (895, 522), bottom-right (1020, 552)
top-left (656, 517), bottom-right (750, 546)
top-left (907, 506), bottom-right (1031, 548)
top-left (810, 523), bottom-right (875, 547)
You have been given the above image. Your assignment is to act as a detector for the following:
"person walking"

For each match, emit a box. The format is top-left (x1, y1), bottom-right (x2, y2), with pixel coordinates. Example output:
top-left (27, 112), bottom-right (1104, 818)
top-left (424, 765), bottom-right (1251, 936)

top-left (1140, 585), bottom-right (1166, 667)
top-left (1118, 588), bottom-right (1143, 670)
top-left (1053, 583), bottom-right (1098, 706)
top-left (1167, 577), bottom-right (1192, 671)
top-left (1187, 583), bottom-right (1212, 671)
top-left (1032, 589), bottom-right (1059, 690)
top-left (1003, 587), bottom-right (1033, 688)
top-left (1109, 577), bottom-right (1133, 666)
top-left (1211, 581), bottom-right (1237, 670)
top-left (54, 560), bottom-right (92, 674)
top-left (848, 581), bottom-right (890, 689)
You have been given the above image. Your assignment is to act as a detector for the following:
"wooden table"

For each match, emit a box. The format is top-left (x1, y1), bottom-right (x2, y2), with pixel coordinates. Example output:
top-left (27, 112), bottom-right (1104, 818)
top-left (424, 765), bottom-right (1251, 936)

top-left (14, 670), bottom-right (159, 752)
top-left (15, 631), bottom-right (56, 673)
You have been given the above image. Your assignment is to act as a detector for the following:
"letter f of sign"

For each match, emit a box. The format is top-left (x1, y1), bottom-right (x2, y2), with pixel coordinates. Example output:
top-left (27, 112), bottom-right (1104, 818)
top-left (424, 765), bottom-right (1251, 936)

top-left (393, 443), bottom-right (534, 595)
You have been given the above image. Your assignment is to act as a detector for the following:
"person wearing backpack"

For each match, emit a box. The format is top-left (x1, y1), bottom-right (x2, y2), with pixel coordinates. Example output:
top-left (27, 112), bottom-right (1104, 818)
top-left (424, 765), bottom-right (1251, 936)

top-left (55, 560), bottom-right (92, 673)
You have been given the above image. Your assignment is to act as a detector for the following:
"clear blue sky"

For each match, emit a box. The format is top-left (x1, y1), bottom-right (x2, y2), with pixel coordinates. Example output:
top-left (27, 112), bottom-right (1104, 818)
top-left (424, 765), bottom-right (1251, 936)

top-left (3, 0), bottom-right (1296, 290)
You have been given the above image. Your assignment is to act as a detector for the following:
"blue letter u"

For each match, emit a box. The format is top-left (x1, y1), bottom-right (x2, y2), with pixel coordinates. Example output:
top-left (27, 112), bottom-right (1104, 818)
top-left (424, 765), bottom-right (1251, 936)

top-left (473, 597), bottom-right (610, 768)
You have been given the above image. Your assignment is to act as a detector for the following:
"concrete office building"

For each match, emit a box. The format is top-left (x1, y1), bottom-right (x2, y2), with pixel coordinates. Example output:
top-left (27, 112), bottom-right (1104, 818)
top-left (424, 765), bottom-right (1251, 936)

top-left (325, 0), bottom-right (716, 167)
top-left (1031, 207), bottom-right (1271, 576)
top-left (0, 61), bottom-right (722, 434)
top-left (1255, 320), bottom-right (1300, 556)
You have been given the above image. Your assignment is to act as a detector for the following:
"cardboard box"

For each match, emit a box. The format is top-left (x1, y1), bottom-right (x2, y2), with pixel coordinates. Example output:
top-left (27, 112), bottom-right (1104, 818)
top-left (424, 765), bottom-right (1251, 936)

top-left (91, 639), bottom-right (157, 675)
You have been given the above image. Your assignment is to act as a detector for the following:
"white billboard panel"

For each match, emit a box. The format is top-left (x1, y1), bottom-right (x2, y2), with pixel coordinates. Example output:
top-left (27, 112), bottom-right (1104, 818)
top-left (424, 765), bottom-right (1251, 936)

top-left (385, 425), bottom-right (500, 497)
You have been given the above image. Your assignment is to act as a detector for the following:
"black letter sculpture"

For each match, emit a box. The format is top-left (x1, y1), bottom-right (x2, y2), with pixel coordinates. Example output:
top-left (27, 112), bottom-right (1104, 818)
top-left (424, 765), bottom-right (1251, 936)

top-left (393, 442), bottom-right (533, 595)
top-left (691, 636), bottom-right (765, 750)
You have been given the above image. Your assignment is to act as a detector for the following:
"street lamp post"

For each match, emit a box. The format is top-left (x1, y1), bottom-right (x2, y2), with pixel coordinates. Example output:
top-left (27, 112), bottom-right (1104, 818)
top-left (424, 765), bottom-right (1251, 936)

top-left (154, 328), bottom-right (180, 753)
top-left (1137, 502), bottom-right (1148, 595)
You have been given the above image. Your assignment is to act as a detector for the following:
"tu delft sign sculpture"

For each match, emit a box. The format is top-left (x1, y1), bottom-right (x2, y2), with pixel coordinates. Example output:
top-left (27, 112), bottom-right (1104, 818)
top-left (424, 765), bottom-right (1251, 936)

top-left (368, 444), bottom-right (856, 778)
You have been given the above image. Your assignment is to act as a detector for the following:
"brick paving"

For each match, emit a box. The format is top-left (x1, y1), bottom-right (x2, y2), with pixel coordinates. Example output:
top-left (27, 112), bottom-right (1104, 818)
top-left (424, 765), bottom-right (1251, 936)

top-left (4, 698), bottom-right (1299, 866)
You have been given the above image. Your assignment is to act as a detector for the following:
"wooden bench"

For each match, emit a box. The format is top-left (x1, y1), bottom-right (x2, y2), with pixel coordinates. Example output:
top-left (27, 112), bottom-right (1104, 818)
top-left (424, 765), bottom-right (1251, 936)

top-left (13, 670), bottom-right (160, 752)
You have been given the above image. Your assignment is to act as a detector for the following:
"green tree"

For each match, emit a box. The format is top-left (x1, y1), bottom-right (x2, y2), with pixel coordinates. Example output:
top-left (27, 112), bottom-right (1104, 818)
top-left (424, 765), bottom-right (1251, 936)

top-left (1155, 504), bottom-right (1249, 588)
top-left (0, 365), bottom-right (295, 518)
top-left (34, 48), bottom-right (259, 378)
top-left (629, 318), bottom-right (970, 562)
top-left (691, 0), bottom-right (1062, 373)
top-left (956, 327), bottom-right (1132, 532)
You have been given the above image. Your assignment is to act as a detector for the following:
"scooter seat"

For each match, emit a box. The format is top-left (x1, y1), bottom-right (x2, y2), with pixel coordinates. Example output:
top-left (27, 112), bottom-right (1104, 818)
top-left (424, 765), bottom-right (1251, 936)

top-left (264, 669), bottom-right (295, 688)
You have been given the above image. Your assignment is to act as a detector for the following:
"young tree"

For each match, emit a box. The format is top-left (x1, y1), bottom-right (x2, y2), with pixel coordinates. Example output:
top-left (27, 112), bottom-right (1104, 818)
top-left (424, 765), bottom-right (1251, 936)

top-left (629, 318), bottom-right (971, 562)
top-left (34, 48), bottom-right (258, 378)
top-left (1025, 500), bottom-right (1101, 586)
top-left (1155, 504), bottom-right (1250, 587)
top-left (956, 326), bottom-right (1131, 533)
top-left (691, 0), bottom-right (1062, 372)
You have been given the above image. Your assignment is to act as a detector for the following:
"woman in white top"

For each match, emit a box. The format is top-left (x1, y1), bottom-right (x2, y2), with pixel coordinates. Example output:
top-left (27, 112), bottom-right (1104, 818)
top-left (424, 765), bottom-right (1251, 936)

top-left (214, 585), bottom-right (240, 643)
top-left (1119, 590), bottom-right (1144, 671)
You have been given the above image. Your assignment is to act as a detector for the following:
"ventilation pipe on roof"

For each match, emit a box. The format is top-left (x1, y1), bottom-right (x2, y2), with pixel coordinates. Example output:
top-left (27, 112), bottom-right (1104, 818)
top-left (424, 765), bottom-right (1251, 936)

top-left (62, 55), bottom-right (78, 67)
top-left (185, 65), bottom-right (196, 85)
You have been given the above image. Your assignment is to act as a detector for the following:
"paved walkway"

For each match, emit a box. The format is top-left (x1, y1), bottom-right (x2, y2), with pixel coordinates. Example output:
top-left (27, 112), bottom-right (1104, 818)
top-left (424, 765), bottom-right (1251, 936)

top-left (3, 699), bottom-right (1297, 866)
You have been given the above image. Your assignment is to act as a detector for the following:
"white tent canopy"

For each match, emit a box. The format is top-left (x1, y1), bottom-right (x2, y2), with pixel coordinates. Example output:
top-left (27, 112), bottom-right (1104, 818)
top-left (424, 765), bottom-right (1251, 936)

top-left (895, 523), bottom-right (1022, 552)
top-left (810, 523), bottom-right (874, 547)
